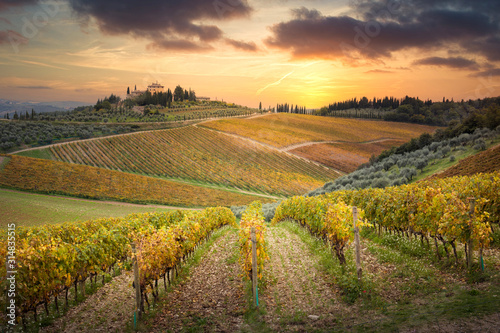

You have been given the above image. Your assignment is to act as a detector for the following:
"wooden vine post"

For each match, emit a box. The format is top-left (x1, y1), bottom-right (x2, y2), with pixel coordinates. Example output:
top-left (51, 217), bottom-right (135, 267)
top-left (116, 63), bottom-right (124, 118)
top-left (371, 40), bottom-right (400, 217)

top-left (132, 242), bottom-right (142, 321)
top-left (353, 207), bottom-right (362, 282)
top-left (467, 198), bottom-right (475, 269)
top-left (251, 227), bottom-right (258, 307)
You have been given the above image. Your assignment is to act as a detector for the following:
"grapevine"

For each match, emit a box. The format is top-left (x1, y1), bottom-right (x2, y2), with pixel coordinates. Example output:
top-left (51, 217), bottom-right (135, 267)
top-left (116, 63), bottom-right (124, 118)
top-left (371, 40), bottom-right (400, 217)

top-left (238, 201), bottom-right (269, 280)
top-left (0, 207), bottom-right (236, 322)
top-left (272, 196), bottom-right (369, 265)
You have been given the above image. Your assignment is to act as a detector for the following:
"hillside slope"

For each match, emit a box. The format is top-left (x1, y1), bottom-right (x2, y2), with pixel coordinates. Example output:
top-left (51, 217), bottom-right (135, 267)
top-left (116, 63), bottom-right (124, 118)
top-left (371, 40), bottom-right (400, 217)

top-left (45, 125), bottom-right (337, 196)
top-left (202, 113), bottom-right (439, 172)
top-left (201, 113), bottom-right (439, 148)
top-left (0, 155), bottom-right (271, 207)
top-left (429, 144), bottom-right (500, 179)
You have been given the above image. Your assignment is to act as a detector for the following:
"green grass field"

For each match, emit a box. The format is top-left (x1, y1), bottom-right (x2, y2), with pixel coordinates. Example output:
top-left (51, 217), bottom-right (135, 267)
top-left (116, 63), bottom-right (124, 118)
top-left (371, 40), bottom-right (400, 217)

top-left (0, 189), bottom-right (173, 228)
top-left (15, 148), bottom-right (53, 160)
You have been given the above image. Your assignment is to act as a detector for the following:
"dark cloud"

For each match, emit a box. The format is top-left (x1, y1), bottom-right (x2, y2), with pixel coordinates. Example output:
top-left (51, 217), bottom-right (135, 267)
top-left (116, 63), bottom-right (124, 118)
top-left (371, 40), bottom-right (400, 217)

top-left (0, 17), bottom-right (12, 25)
top-left (147, 39), bottom-right (214, 52)
top-left (467, 36), bottom-right (500, 62)
top-left (469, 68), bottom-right (500, 77)
top-left (0, 0), bottom-right (39, 11)
top-left (413, 57), bottom-right (479, 70)
top-left (68, 0), bottom-right (253, 51)
top-left (265, 1), bottom-right (500, 64)
top-left (225, 38), bottom-right (258, 52)
top-left (291, 7), bottom-right (321, 20)
top-left (352, 0), bottom-right (500, 23)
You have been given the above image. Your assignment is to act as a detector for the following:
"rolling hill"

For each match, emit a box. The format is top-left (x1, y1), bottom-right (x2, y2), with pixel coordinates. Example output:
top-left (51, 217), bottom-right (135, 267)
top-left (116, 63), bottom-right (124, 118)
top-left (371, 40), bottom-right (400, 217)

top-left (429, 143), bottom-right (500, 179)
top-left (41, 125), bottom-right (338, 196)
top-left (5, 113), bottom-right (444, 208)
top-left (201, 113), bottom-right (440, 172)
top-left (0, 155), bottom-right (271, 208)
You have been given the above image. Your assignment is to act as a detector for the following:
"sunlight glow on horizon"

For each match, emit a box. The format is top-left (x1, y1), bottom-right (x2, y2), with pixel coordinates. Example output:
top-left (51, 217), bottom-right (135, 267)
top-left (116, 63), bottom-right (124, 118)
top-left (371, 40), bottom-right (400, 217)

top-left (0, 0), bottom-right (499, 108)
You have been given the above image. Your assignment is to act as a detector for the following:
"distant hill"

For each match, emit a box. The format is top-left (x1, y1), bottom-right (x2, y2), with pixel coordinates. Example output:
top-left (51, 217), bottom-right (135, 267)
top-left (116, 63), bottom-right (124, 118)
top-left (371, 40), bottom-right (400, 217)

top-left (201, 113), bottom-right (439, 172)
top-left (0, 99), bottom-right (90, 117)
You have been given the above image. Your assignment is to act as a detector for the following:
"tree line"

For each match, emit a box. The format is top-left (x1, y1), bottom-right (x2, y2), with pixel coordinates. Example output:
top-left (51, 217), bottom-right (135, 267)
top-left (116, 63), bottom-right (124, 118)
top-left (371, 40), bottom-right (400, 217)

top-left (127, 85), bottom-right (197, 108)
top-left (94, 94), bottom-right (121, 111)
top-left (3, 109), bottom-right (37, 120)
top-left (314, 96), bottom-right (500, 126)
top-left (275, 103), bottom-right (308, 114)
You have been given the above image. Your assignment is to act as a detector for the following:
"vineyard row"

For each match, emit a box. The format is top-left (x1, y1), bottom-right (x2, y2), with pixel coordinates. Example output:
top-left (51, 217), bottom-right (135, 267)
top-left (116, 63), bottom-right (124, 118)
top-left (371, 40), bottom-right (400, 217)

top-left (0, 155), bottom-right (267, 207)
top-left (48, 126), bottom-right (338, 196)
top-left (0, 207), bottom-right (236, 324)
top-left (273, 171), bottom-right (499, 265)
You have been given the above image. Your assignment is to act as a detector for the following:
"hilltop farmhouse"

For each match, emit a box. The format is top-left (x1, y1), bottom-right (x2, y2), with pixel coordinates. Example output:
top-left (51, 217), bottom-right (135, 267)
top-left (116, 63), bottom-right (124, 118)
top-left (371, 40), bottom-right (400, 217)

top-left (128, 81), bottom-right (165, 98)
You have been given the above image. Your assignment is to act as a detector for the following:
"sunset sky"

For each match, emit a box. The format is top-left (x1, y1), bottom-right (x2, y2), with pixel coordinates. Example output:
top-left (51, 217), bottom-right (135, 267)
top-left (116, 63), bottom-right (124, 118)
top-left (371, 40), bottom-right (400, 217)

top-left (0, 0), bottom-right (499, 108)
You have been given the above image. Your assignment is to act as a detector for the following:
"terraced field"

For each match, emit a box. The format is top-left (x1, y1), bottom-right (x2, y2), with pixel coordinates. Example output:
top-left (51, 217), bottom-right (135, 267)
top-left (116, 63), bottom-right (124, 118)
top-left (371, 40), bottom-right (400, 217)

top-left (201, 113), bottom-right (439, 148)
top-left (46, 126), bottom-right (337, 196)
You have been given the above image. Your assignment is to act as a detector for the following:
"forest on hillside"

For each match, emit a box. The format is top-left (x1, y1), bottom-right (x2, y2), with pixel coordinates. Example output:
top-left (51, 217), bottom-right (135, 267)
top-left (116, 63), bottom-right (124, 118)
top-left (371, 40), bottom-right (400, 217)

top-left (314, 96), bottom-right (500, 126)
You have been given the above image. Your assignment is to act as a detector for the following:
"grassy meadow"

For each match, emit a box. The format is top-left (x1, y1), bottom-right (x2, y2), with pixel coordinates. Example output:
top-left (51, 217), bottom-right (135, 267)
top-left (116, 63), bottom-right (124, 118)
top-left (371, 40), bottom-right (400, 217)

top-left (0, 188), bottom-right (174, 228)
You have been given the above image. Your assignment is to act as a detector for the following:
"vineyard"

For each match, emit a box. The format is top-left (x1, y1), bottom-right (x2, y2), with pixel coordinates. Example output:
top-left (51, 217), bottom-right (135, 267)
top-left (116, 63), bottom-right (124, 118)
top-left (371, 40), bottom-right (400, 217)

top-left (201, 113), bottom-right (439, 148)
top-left (273, 198), bottom-right (371, 265)
top-left (429, 144), bottom-right (500, 180)
top-left (302, 171), bottom-right (500, 264)
top-left (0, 155), bottom-right (267, 207)
top-left (289, 139), bottom-right (406, 173)
top-left (2, 115), bottom-right (500, 331)
top-left (45, 126), bottom-right (337, 196)
top-left (1, 171), bottom-right (499, 331)
top-left (0, 207), bottom-right (236, 327)
top-left (291, 143), bottom-right (367, 173)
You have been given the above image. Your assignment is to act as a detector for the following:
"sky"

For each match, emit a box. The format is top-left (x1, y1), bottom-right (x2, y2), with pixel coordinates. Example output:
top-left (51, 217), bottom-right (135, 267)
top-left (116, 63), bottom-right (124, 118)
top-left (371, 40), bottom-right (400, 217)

top-left (0, 0), bottom-right (499, 109)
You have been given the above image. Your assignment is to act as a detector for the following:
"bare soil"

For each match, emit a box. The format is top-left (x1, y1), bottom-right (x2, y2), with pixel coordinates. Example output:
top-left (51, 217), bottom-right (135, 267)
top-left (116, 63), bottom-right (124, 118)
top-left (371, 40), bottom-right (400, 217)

top-left (36, 225), bottom-right (500, 333)
top-left (146, 230), bottom-right (248, 332)
top-left (261, 226), bottom-right (352, 331)
top-left (41, 271), bottom-right (135, 333)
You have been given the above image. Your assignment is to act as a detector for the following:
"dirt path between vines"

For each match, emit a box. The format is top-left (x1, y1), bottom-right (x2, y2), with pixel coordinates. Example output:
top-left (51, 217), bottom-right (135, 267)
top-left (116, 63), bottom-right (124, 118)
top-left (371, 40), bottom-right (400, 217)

top-left (147, 230), bottom-right (247, 332)
top-left (262, 226), bottom-right (352, 331)
top-left (37, 224), bottom-right (500, 332)
top-left (41, 271), bottom-right (135, 333)
top-left (281, 138), bottom-right (396, 152)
